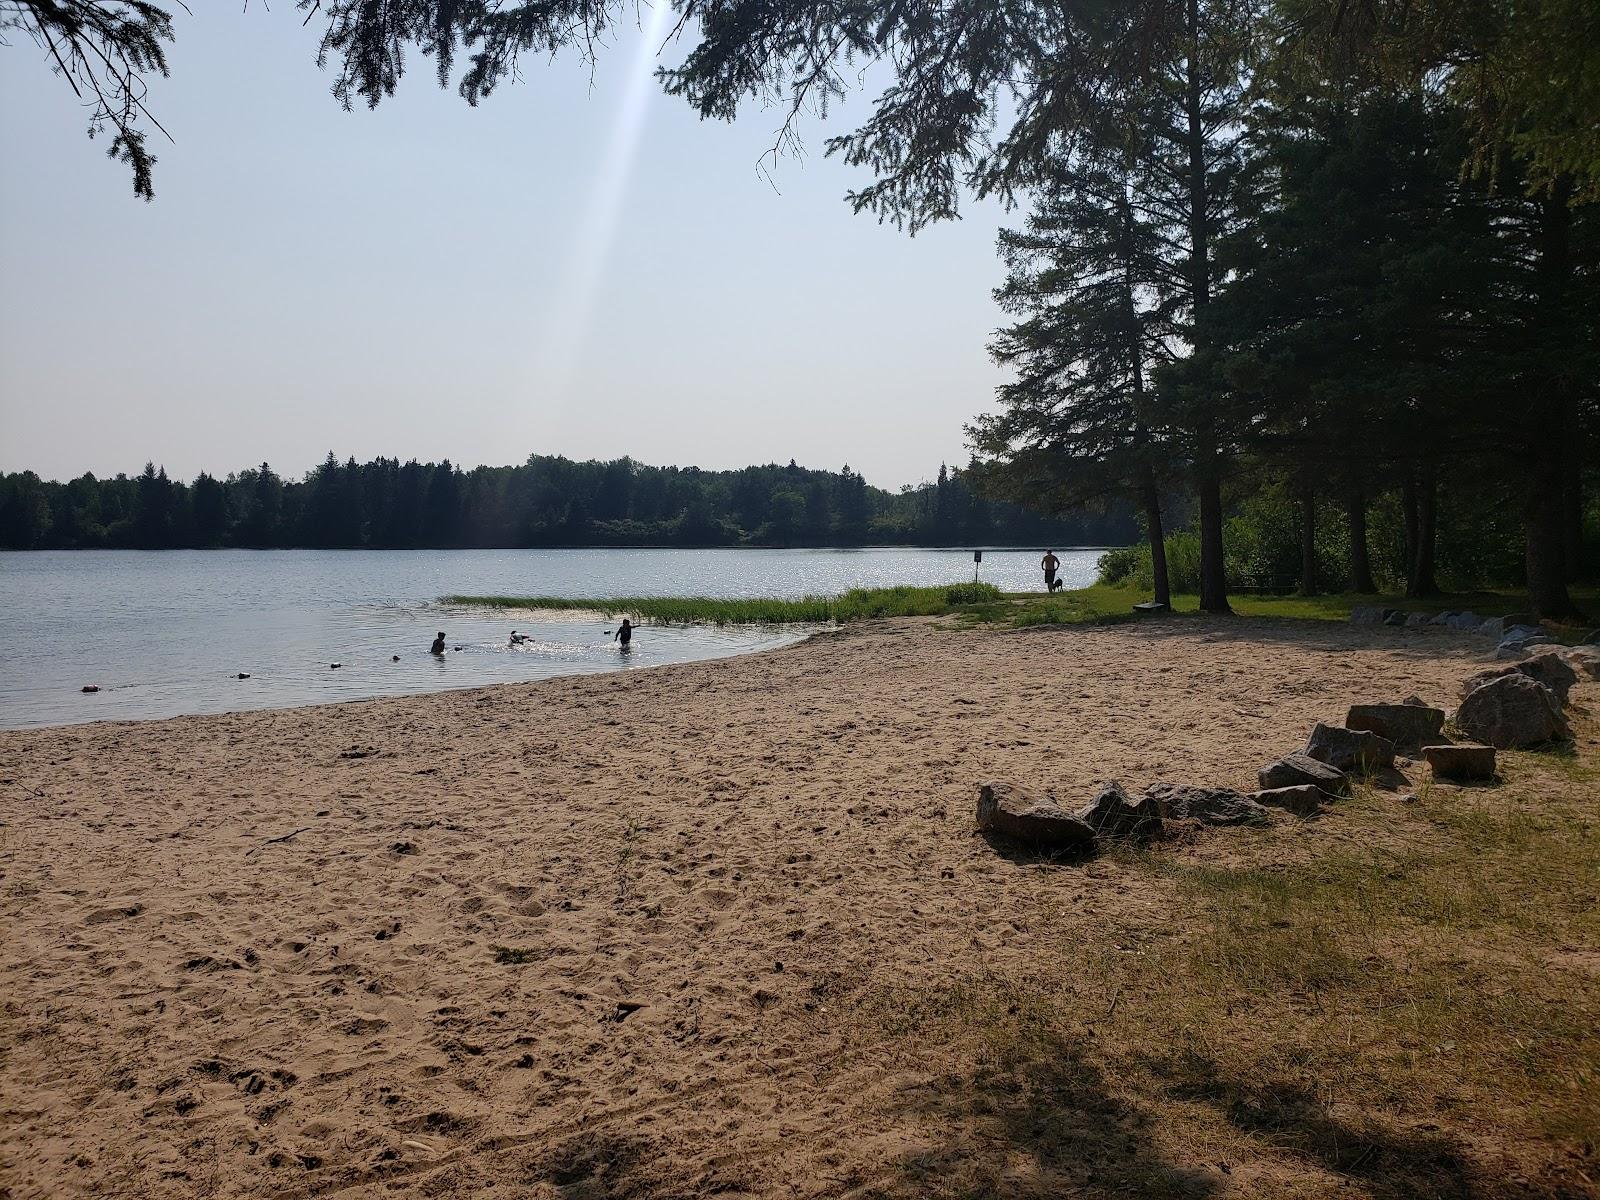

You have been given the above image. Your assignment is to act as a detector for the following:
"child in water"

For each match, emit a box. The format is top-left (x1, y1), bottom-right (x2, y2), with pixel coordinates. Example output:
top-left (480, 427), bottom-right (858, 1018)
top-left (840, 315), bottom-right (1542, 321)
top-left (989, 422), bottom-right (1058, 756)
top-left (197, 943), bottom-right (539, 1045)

top-left (430, 631), bottom-right (446, 655)
top-left (613, 618), bottom-right (635, 648)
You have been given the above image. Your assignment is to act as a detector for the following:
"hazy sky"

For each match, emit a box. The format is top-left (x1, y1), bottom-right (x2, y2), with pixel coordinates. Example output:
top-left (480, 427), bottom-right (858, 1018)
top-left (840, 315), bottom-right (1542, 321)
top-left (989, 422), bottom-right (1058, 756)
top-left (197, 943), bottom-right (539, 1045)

top-left (0, 9), bottom-right (1013, 491)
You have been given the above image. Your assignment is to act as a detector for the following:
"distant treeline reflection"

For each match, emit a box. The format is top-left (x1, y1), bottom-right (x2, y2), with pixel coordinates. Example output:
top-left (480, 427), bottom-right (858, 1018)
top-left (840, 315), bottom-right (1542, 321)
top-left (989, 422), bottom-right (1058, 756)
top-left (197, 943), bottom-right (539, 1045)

top-left (0, 454), bottom-right (1132, 550)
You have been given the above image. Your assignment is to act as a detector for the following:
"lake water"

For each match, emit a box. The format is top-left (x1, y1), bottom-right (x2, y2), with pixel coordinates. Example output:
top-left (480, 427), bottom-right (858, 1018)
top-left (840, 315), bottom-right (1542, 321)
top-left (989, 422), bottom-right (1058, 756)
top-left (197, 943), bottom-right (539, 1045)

top-left (0, 547), bottom-right (1104, 729)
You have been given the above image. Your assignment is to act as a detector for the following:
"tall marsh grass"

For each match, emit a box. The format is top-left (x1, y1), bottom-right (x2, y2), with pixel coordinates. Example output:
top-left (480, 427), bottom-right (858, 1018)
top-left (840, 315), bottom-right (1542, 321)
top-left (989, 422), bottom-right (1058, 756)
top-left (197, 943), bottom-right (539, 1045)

top-left (446, 581), bottom-right (1002, 625)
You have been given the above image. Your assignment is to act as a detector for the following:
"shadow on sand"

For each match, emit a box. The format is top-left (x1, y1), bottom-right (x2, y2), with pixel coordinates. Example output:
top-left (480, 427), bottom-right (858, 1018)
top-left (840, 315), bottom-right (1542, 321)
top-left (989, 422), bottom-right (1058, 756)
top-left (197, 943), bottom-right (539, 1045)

top-left (1158, 1052), bottom-right (1482, 1200)
top-left (874, 1024), bottom-right (1220, 1199)
top-left (1018, 609), bottom-right (1499, 665)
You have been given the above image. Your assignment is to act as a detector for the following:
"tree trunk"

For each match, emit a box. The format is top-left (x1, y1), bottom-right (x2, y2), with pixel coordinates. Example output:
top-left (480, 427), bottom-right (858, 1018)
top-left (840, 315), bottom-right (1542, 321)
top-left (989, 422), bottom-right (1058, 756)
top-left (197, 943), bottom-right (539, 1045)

top-left (1347, 489), bottom-right (1376, 593)
top-left (1526, 456), bottom-right (1574, 615)
top-left (1298, 483), bottom-right (1317, 596)
top-left (1525, 178), bottom-right (1584, 618)
top-left (1184, 0), bottom-right (1229, 614)
top-left (1406, 467), bottom-right (1438, 598)
top-left (1141, 473), bottom-right (1171, 608)
top-left (1401, 472), bottom-right (1419, 579)
top-left (1563, 447), bottom-right (1583, 583)
top-left (1197, 463), bottom-right (1229, 612)
top-left (1123, 196), bottom-right (1168, 611)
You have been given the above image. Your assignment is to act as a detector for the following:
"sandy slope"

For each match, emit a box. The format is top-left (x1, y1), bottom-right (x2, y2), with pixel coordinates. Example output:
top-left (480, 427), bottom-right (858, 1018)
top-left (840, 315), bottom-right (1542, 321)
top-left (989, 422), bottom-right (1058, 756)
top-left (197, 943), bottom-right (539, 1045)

top-left (0, 618), bottom-right (1540, 1197)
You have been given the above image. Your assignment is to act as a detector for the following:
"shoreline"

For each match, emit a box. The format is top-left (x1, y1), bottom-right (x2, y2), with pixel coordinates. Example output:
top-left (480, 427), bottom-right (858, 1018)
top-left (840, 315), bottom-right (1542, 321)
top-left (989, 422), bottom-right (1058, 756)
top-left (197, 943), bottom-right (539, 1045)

top-left (2, 617), bottom-right (1594, 1198)
top-left (0, 624), bottom-right (835, 736)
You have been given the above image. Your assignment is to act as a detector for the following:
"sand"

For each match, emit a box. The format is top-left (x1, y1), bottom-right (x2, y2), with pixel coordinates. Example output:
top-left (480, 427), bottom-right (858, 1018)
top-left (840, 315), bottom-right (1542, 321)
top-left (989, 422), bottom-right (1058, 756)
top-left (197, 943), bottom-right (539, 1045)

top-left (0, 617), bottom-right (1575, 1197)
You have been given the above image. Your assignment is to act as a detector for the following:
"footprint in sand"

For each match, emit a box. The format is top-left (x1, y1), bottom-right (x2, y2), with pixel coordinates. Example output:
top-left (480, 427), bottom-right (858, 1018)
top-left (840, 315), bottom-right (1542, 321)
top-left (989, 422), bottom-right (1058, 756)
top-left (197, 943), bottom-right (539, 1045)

top-left (83, 902), bottom-right (145, 925)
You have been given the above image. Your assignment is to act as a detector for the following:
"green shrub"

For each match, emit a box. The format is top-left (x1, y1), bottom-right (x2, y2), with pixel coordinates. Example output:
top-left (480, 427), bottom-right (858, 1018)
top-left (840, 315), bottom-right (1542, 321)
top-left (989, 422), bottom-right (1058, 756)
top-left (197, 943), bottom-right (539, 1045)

top-left (1095, 545), bottom-right (1142, 585)
top-left (1095, 533), bottom-right (1203, 593)
top-left (943, 581), bottom-right (1003, 605)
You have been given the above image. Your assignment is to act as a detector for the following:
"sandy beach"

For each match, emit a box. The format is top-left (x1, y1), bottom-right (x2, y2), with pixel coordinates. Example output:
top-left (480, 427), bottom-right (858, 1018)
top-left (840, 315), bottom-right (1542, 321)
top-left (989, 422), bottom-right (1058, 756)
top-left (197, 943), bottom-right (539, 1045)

top-left (2, 617), bottom-right (1595, 1199)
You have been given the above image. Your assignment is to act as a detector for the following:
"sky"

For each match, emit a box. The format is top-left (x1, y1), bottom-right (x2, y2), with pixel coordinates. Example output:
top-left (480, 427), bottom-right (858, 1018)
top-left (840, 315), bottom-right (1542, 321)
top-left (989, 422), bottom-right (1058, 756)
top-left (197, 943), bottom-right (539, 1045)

top-left (0, 8), bottom-right (1015, 492)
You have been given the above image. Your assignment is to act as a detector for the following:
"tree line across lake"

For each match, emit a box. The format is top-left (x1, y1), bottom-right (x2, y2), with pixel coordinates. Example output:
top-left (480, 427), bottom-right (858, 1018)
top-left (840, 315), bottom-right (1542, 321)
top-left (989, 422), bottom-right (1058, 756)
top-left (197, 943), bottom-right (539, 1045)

top-left (0, 455), bottom-right (1133, 551)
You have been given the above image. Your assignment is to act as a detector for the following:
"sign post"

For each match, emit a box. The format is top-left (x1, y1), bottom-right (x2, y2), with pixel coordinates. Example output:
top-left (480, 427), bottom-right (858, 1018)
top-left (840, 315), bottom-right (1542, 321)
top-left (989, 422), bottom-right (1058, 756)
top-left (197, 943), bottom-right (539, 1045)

top-left (973, 549), bottom-right (982, 583)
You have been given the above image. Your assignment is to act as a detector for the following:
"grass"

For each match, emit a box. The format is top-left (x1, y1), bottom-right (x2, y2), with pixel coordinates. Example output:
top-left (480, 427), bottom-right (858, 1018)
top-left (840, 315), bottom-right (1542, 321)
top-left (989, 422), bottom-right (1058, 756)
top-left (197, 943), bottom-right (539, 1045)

top-left (831, 725), bottom-right (1600, 1197)
top-left (492, 946), bottom-right (538, 965)
top-left (446, 582), bottom-right (1003, 625)
top-left (449, 581), bottom-right (1599, 632)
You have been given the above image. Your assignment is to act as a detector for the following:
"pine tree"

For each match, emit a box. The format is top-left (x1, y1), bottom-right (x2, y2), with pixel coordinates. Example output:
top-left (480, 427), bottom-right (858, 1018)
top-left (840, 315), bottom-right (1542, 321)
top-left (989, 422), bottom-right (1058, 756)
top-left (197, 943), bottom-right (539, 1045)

top-left (972, 150), bottom-right (1179, 606)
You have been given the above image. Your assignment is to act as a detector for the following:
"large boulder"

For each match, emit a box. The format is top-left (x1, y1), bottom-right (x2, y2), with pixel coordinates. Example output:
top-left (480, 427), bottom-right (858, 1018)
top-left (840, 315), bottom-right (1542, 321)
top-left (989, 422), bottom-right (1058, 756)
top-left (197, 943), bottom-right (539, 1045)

top-left (1563, 646), bottom-right (1600, 681)
top-left (1345, 702), bottom-right (1446, 750)
top-left (1476, 617), bottom-right (1506, 639)
top-left (1350, 606), bottom-right (1388, 626)
top-left (1256, 752), bottom-right (1350, 796)
top-left (1143, 783), bottom-right (1270, 826)
top-left (977, 783), bottom-right (1097, 853)
top-left (1453, 675), bottom-right (1572, 749)
top-left (1251, 785), bottom-right (1325, 816)
top-left (1460, 664), bottom-right (1517, 700)
top-left (1074, 781), bottom-right (1165, 843)
top-left (1462, 652), bottom-right (1578, 706)
top-left (1445, 611), bottom-right (1484, 631)
top-left (1304, 722), bottom-right (1396, 773)
top-left (1404, 611), bottom-right (1431, 629)
top-left (1422, 743), bottom-right (1497, 782)
top-left (1519, 651), bottom-right (1579, 702)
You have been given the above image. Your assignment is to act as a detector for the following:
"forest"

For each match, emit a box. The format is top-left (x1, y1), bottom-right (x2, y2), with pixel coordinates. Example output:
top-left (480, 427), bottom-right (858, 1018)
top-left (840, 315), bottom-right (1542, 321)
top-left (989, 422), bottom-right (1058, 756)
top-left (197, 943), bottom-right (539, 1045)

top-left (970, 16), bottom-right (1598, 618)
top-left (0, 456), bottom-right (1131, 551)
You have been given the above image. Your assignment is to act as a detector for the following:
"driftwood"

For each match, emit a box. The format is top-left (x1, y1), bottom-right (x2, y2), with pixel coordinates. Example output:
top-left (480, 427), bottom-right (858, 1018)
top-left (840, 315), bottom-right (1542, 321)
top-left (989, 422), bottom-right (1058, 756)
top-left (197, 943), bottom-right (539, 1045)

top-left (245, 827), bottom-right (313, 858)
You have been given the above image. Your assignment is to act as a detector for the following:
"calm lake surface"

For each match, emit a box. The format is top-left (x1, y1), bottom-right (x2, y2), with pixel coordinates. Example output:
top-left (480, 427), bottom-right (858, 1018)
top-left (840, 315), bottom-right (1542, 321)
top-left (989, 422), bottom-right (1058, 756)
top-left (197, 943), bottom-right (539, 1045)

top-left (0, 547), bottom-right (1103, 729)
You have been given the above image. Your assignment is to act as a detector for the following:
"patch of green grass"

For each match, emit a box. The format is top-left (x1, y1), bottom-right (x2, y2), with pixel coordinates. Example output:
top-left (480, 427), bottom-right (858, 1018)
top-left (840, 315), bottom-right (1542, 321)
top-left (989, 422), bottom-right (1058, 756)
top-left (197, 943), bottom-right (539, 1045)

top-left (1208, 586), bottom-right (1599, 628)
top-left (449, 580), bottom-right (1598, 633)
top-left (972, 582), bottom-right (1600, 631)
top-left (447, 582), bottom-right (1003, 625)
top-left (493, 946), bottom-right (538, 965)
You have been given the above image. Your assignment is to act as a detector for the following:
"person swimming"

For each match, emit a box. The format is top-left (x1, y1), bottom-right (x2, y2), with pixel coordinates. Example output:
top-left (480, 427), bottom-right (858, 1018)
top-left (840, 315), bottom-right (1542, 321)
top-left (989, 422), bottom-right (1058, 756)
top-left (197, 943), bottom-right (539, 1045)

top-left (613, 618), bottom-right (635, 648)
top-left (430, 631), bottom-right (446, 655)
top-left (509, 630), bottom-right (529, 647)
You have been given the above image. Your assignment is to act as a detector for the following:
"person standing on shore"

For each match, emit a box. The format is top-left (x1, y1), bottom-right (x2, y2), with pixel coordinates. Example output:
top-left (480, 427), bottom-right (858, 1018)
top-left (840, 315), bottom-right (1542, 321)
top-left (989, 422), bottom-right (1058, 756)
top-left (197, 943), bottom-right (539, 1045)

top-left (1040, 550), bottom-right (1061, 592)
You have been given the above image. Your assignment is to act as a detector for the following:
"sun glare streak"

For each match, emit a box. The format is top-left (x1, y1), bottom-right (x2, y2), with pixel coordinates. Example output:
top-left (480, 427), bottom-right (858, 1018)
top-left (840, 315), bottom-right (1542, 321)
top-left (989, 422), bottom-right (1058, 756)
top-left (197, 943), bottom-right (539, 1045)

top-left (538, 2), bottom-right (675, 401)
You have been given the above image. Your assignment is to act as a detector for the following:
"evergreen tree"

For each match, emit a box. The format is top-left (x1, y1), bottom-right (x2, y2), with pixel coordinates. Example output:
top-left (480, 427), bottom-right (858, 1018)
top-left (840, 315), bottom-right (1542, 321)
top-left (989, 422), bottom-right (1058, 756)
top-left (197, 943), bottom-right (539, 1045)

top-left (191, 472), bottom-right (227, 547)
top-left (972, 146), bottom-right (1180, 606)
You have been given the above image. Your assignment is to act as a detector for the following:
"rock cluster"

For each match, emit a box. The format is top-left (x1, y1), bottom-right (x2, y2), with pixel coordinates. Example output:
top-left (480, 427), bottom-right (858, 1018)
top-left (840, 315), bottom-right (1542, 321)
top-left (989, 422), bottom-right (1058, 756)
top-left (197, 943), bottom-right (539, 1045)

top-left (976, 777), bottom-right (1278, 856)
top-left (1348, 605), bottom-right (1600, 669)
top-left (980, 624), bottom-right (1587, 858)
